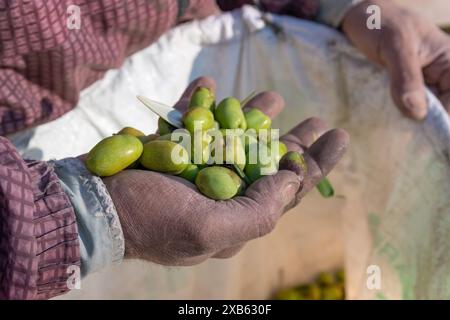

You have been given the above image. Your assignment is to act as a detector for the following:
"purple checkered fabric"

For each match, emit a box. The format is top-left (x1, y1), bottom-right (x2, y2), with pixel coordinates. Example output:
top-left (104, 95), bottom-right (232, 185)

top-left (0, 0), bottom-right (318, 299)
top-left (0, 136), bottom-right (80, 299)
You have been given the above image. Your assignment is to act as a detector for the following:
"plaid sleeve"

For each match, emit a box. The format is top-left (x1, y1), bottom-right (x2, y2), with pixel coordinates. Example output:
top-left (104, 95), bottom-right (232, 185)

top-left (0, 0), bottom-right (181, 136)
top-left (0, 136), bottom-right (80, 300)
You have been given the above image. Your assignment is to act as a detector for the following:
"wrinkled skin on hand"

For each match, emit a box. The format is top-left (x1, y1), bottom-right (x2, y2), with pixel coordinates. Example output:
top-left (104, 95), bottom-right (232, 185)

top-left (103, 77), bottom-right (349, 266)
top-left (342, 0), bottom-right (450, 119)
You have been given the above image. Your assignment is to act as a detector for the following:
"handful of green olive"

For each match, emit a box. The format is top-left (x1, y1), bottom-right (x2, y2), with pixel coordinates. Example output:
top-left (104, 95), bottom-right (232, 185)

top-left (86, 87), bottom-right (334, 200)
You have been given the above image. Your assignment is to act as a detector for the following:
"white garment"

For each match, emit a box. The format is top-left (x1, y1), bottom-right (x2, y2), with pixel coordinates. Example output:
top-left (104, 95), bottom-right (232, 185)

top-left (11, 6), bottom-right (450, 299)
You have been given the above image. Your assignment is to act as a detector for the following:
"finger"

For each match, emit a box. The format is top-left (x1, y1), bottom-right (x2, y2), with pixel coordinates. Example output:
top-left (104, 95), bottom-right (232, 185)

top-left (213, 243), bottom-right (245, 259)
top-left (281, 117), bottom-right (329, 152)
top-left (381, 45), bottom-right (427, 120)
top-left (440, 92), bottom-right (450, 114)
top-left (298, 128), bottom-right (349, 198)
top-left (243, 91), bottom-right (285, 119)
top-left (173, 76), bottom-right (216, 112)
top-left (205, 171), bottom-right (301, 247)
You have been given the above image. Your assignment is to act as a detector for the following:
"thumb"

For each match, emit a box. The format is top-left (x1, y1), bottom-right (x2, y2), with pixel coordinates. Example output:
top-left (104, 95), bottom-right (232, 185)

top-left (243, 170), bottom-right (302, 224)
top-left (382, 45), bottom-right (428, 120)
top-left (208, 171), bottom-right (301, 246)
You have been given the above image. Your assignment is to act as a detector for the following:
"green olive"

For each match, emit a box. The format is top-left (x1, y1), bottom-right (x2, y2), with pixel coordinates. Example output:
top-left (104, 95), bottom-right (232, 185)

top-left (304, 284), bottom-right (321, 300)
top-left (128, 132), bottom-right (157, 169)
top-left (279, 151), bottom-right (307, 177)
top-left (321, 284), bottom-right (344, 300)
top-left (215, 97), bottom-right (247, 130)
top-left (218, 132), bottom-right (246, 170)
top-left (241, 131), bottom-right (258, 155)
top-left (195, 166), bottom-right (244, 200)
top-left (316, 177), bottom-right (335, 198)
top-left (178, 164), bottom-right (200, 183)
top-left (317, 272), bottom-right (335, 286)
top-left (336, 269), bottom-right (345, 283)
top-left (86, 135), bottom-right (143, 177)
top-left (244, 108), bottom-right (272, 132)
top-left (244, 161), bottom-right (277, 183)
top-left (278, 141), bottom-right (288, 159)
top-left (182, 106), bottom-right (215, 134)
top-left (140, 140), bottom-right (189, 175)
top-left (189, 87), bottom-right (215, 111)
top-left (158, 117), bottom-right (177, 135)
top-left (117, 126), bottom-right (145, 137)
top-left (208, 129), bottom-right (246, 170)
top-left (275, 289), bottom-right (305, 300)
top-left (191, 131), bottom-right (212, 165)
top-left (156, 130), bottom-right (198, 163)
top-left (266, 140), bottom-right (288, 164)
top-left (224, 134), bottom-right (246, 170)
top-left (244, 144), bottom-right (278, 182)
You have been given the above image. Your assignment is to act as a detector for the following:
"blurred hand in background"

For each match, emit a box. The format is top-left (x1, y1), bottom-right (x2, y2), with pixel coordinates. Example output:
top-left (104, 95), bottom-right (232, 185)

top-left (342, 0), bottom-right (450, 119)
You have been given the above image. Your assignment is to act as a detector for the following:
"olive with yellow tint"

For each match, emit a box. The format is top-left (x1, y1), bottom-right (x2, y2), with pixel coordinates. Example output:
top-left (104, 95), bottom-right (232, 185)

top-left (86, 134), bottom-right (143, 177)
top-left (278, 141), bottom-right (288, 158)
top-left (336, 269), bottom-right (345, 283)
top-left (189, 87), bottom-right (215, 111)
top-left (178, 164), bottom-right (200, 183)
top-left (215, 97), bottom-right (247, 130)
top-left (321, 285), bottom-right (344, 300)
top-left (117, 126), bottom-right (145, 137)
top-left (240, 131), bottom-right (258, 154)
top-left (317, 272), bottom-right (335, 286)
top-left (182, 106), bottom-right (215, 134)
top-left (304, 284), bottom-right (321, 300)
top-left (264, 139), bottom-right (288, 163)
top-left (244, 108), bottom-right (271, 132)
top-left (140, 140), bottom-right (189, 175)
top-left (275, 289), bottom-right (305, 300)
top-left (191, 130), bottom-right (212, 165)
top-left (213, 130), bottom-right (246, 170)
top-left (279, 151), bottom-right (307, 177)
top-left (244, 160), bottom-right (277, 183)
top-left (245, 144), bottom-right (278, 182)
top-left (195, 166), bottom-right (244, 200)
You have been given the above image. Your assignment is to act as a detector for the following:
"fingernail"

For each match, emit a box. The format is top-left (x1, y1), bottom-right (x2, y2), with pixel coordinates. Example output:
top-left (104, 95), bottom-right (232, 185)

top-left (402, 91), bottom-right (427, 120)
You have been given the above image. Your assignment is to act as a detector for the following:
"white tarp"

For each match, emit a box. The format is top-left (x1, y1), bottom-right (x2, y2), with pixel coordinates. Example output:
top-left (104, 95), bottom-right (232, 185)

top-left (10, 6), bottom-right (450, 299)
